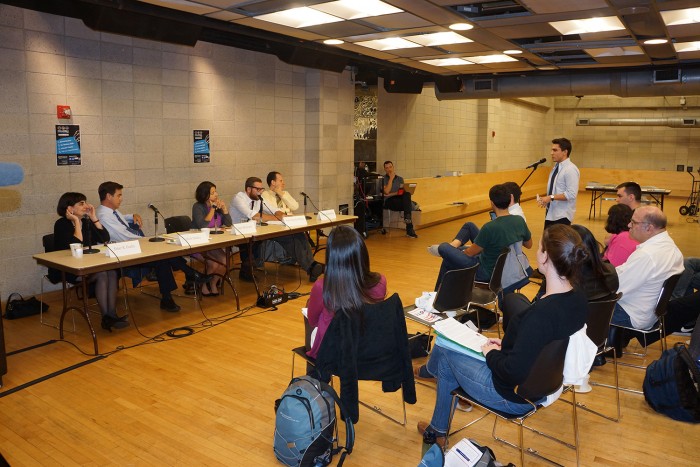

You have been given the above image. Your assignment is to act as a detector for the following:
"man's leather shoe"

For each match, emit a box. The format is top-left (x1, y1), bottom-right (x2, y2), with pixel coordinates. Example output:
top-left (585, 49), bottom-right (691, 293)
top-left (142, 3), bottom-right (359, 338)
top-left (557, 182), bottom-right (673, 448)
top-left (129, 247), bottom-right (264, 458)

top-left (592, 355), bottom-right (607, 367)
top-left (160, 297), bottom-right (181, 312)
top-left (189, 271), bottom-right (213, 285)
top-left (417, 421), bottom-right (446, 448)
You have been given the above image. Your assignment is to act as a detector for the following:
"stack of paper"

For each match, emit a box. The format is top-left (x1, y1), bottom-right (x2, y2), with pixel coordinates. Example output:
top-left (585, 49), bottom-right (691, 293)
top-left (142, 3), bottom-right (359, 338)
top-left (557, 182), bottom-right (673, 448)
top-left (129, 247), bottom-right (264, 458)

top-left (432, 318), bottom-right (488, 361)
top-left (407, 307), bottom-right (442, 324)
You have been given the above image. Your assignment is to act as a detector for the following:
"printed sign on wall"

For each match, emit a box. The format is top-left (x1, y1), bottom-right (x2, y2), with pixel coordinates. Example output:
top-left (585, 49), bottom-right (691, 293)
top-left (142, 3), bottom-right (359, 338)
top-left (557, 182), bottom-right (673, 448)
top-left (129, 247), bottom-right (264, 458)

top-left (56, 125), bottom-right (81, 166)
top-left (194, 130), bottom-right (210, 163)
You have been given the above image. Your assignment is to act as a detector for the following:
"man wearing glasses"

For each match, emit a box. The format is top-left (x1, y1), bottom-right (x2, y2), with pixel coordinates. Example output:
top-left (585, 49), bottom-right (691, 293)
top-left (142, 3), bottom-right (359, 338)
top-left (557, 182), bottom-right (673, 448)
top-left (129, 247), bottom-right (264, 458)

top-left (609, 206), bottom-right (684, 350)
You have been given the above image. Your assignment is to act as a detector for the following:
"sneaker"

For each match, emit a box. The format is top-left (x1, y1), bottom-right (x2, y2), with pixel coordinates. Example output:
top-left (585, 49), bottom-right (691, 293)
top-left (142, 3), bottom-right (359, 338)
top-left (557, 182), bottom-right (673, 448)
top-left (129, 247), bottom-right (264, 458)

top-left (427, 244), bottom-right (440, 257)
top-left (160, 297), bottom-right (181, 312)
top-left (406, 225), bottom-right (418, 238)
top-left (456, 400), bottom-right (473, 412)
top-left (680, 324), bottom-right (695, 333)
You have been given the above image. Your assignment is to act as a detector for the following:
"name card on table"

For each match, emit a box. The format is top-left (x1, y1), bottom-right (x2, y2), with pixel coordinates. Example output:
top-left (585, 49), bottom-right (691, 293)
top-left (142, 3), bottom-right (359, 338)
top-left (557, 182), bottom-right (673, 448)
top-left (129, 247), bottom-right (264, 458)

top-left (231, 221), bottom-right (256, 235)
top-left (283, 215), bottom-right (308, 227)
top-left (105, 240), bottom-right (142, 258)
top-left (167, 231), bottom-right (209, 246)
top-left (316, 209), bottom-right (337, 222)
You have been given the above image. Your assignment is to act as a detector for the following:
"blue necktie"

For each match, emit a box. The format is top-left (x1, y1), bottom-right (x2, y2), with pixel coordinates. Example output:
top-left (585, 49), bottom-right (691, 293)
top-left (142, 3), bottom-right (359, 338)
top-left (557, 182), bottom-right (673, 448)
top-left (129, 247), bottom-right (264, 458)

top-left (113, 210), bottom-right (141, 236)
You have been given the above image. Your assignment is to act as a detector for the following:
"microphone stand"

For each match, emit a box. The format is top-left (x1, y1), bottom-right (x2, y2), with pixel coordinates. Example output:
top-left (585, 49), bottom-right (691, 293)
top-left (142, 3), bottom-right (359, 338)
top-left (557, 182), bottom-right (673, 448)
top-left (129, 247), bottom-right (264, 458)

top-left (258, 198), bottom-right (268, 226)
top-left (303, 194), bottom-right (311, 220)
top-left (519, 164), bottom-right (542, 189)
top-left (149, 208), bottom-right (165, 242)
top-left (82, 216), bottom-right (100, 254)
top-left (210, 208), bottom-right (224, 234)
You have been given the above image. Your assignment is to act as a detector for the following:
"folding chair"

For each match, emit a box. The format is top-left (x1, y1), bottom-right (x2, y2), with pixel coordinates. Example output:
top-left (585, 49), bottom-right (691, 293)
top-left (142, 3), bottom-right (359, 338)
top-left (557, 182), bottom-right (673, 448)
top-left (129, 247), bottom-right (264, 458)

top-left (468, 249), bottom-right (509, 336)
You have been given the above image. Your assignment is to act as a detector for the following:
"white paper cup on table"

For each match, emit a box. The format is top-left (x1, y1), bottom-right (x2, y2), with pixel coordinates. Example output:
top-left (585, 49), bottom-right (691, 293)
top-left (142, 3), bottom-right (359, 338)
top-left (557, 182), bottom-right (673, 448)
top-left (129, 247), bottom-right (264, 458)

top-left (201, 228), bottom-right (210, 238)
top-left (70, 243), bottom-right (83, 258)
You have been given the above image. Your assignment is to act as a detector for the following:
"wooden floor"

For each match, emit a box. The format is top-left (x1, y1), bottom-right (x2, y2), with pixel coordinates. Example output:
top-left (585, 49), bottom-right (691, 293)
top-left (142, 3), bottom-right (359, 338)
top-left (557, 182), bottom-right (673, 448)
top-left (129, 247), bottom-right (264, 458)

top-left (1, 195), bottom-right (699, 466)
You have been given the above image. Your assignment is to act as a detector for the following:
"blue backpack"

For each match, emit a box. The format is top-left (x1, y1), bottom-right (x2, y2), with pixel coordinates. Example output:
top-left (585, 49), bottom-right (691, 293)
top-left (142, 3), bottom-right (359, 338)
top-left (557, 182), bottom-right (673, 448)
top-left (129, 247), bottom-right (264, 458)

top-left (643, 343), bottom-right (700, 423)
top-left (274, 376), bottom-right (354, 466)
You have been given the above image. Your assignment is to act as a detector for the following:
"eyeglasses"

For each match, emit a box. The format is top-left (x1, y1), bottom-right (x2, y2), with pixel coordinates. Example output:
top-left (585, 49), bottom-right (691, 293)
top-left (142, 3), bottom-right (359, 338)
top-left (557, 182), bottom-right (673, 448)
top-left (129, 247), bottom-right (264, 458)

top-left (629, 219), bottom-right (649, 226)
top-left (247, 186), bottom-right (265, 191)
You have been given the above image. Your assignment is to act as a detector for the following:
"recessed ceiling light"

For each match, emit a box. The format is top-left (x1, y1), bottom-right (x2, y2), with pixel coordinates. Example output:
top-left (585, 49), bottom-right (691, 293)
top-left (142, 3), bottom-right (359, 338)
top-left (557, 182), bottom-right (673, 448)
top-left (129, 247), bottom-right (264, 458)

top-left (355, 37), bottom-right (423, 51)
top-left (313, 0), bottom-right (402, 20)
top-left (585, 46), bottom-right (644, 57)
top-left (421, 58), bottom-right (474, 66)
top-left (674, 41), bottom-right (700, 53)
top-left (644, 38), bottom-right (668, 45)
top-left (536, 66), bottom-right (557, 70)
top-left (449, 23), bottom-right (473, 31)
top-left (466, 54), bottom-right (518, 64)
top-left (255, 7), bottom-right (343, 28)
top-left (404, 32), bottom-right (472, 47)
top-left (503, 50), bottom-right (522, 55)
top-left (660, 7), bottom-right (700, 26)
top-left (323, 39), bottom-right (344, 45)
top-left (549, 16), bottom-right (625, 35)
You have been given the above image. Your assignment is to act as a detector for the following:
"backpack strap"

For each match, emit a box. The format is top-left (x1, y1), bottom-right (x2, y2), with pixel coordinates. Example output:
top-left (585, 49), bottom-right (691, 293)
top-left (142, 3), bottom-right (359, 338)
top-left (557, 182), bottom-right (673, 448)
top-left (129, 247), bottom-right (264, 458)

top-left (317, 379), bottom-right (355, 458)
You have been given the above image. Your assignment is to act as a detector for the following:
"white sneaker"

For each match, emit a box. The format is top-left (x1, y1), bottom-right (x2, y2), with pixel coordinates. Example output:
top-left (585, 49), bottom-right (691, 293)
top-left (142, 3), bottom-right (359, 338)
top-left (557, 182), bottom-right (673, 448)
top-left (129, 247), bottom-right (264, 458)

top-left (455, 400), bottom-right (473, 412)
top-left (427, 245), bottom-right (440, 257)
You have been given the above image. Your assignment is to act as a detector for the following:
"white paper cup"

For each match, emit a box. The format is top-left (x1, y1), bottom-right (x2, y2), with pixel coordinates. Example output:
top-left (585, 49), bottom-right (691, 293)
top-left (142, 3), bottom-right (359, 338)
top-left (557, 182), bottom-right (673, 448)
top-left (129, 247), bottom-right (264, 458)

top-left (70, 243), bottom-right (83, 258)
top-left (201, 228), bottom-right (210, 238)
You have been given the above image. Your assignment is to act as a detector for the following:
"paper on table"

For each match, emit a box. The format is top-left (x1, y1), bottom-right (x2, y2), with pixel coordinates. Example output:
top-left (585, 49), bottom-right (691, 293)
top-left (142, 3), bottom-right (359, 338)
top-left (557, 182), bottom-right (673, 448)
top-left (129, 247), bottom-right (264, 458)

top-left (432, 317), bottom-right (488, 355)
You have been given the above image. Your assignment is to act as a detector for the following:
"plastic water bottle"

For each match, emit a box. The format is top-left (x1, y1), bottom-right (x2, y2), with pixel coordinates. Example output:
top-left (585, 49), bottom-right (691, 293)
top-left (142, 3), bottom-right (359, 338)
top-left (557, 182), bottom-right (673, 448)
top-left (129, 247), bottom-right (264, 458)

top-left (421, 429), bottom-right (437, 456)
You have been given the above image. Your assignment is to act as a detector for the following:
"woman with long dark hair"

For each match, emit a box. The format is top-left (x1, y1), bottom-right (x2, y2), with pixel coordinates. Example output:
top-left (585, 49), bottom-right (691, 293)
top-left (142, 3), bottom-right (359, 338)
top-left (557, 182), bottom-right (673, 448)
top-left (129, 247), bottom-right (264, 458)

top-left (417, 225), bottom-right (588, 446)
top-left (570, 224), bottom-right (619, 301)
top-left (306, 225), bottom-right (386, 358)
top-left (191, 181), bottom-right (231, 296)
top-left (603, 203), bottom-right (637, 266)
top-left (52, 192), bottom-right (126, 331)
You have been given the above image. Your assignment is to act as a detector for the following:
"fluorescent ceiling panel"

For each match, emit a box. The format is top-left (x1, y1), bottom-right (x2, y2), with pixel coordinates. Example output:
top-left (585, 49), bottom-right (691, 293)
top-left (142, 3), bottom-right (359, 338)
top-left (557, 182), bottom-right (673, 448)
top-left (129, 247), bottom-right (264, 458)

top-left (312, 0), bottom-right (402, 20)
top-left (404, 32), bottom-right (472, 47)
top-left (586, 46), bottom-right (644, 57)
top-left (255, 7), bottom-right (343, 28)
top-left (421, 58), bottom-right (473, 66)
top-left (466, 54), bottom-right (518, 64)
top-left (355, 37), bottom-right (423, 51)
top-left (549, 16), bottom-right (625, 35)
top-left (674, 41), bottom-right (700, 53)
top-left (661, 7), bottom-right (700, 26)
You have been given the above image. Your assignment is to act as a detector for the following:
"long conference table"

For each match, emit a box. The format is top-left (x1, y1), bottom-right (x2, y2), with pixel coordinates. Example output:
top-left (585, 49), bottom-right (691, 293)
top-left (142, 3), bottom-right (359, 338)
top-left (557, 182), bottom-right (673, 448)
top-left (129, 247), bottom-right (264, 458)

top-left (33, 215), bottom-right (356, 354)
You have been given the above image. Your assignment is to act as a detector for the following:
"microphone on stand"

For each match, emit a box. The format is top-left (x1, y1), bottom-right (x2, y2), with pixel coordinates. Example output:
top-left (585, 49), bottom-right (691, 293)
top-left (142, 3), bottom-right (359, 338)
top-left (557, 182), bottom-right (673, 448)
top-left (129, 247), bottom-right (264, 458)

top-left (210, 204), bottom-right (225, 234)
top-left (257, 197), bottom-right (268, 226)
top-left (147, 203), bottom-right (165, 242)
top-left (525, 158), bottom-right (547, 169)
top-left (300, 192), bottom-right (312, 220)
top-left (82, 215), bottom-right (100, 254)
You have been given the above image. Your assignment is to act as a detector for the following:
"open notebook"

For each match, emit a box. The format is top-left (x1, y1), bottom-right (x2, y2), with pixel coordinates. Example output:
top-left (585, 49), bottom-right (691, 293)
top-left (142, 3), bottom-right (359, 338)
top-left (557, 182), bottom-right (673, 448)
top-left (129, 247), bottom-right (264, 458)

top-left (432, 318), bottom-right (488, 361)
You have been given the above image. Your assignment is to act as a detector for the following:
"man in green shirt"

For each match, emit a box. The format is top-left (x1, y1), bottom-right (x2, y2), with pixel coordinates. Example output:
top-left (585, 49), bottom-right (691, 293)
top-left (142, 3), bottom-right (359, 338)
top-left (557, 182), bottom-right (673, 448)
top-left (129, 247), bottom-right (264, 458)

top-left (434, 184), bottom-right (532, 290)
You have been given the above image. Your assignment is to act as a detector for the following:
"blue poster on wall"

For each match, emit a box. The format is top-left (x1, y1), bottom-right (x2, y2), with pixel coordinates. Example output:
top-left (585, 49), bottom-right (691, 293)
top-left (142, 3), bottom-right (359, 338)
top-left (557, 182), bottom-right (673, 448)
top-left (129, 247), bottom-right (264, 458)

top-left (56, 125), bottom-right (81, 166)
top-left (194, 130), bottom-right (210, 163)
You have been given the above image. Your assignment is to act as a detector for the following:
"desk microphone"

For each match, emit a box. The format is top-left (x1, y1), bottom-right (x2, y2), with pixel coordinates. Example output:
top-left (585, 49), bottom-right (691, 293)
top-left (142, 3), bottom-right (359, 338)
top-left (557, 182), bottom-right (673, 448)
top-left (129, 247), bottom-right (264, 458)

top-left (82, 215), bottom-right (100, 254)
top-left (303, 193), bottom-right (332, 222)
top-left (300, 192), bottom-right (312, 219)
top-left (525, 158), bottom-right (547, 169)
top-left (147, 203), bottom-right (166, 242)
top-left (257, 198), bottom-right (268, 226)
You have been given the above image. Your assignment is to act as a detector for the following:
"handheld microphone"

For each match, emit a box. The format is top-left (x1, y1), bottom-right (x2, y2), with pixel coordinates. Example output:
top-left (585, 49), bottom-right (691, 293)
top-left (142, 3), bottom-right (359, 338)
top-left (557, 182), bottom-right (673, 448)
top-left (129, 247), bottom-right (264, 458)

top-left (525, 158), bottom-right (547, 169)
top-left (147, 203), bottom-right (160, 213)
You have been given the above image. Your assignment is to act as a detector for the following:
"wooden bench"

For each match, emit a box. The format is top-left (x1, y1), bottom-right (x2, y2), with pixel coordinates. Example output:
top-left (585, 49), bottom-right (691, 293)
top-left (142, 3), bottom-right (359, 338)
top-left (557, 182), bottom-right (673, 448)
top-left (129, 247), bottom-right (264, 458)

top-left (383, 169), bottom-right (549, 230)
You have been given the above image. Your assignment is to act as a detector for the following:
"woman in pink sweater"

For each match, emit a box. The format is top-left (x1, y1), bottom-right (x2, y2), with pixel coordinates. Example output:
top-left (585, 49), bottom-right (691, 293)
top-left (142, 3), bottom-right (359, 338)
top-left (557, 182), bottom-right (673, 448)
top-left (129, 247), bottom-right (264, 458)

top-left (603, 204), bottom-right (638, 266)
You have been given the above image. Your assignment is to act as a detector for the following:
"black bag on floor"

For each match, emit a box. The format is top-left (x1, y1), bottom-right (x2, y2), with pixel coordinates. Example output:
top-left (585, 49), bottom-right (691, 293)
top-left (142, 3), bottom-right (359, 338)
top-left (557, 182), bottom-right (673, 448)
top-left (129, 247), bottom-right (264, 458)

top-left (408, 332), bottom-right (434, 359)
top-left (458, 308), bottom-right (497, 331)
top-left (4, 293), bottom-right (48, 320)
top-left (643, 343), bottom-right (700, 423)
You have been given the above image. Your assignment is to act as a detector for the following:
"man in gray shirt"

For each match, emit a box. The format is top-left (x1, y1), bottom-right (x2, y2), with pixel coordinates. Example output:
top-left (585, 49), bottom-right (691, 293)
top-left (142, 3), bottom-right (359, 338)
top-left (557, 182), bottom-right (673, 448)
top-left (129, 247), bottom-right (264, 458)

top-left (383, 160), bottom-right (418, 238)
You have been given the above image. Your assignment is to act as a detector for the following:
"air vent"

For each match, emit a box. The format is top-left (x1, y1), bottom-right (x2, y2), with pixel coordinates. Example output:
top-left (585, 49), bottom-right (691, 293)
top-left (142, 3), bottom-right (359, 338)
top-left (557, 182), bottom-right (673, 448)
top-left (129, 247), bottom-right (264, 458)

top-left (654, 69), bottom-right (680, 83)
top-left (578, 119), bottom-right (590, 125)
top-left (450, 1), bottom-right (530, 20)
top-left (683, 119), bottom-right (697, 126)
top-left (474, 79), bottom-right (495, 91)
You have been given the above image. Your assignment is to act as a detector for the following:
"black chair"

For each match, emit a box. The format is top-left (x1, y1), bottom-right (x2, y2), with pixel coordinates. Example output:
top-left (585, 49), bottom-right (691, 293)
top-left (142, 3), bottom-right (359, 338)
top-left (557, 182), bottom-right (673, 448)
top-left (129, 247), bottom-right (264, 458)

top-left (578, 293), bottom-right (623, 422)
top-left (611, 273), bottom-right (682, 367)
top-left (433, 264), bottom-right (478, 312)
top-left (446, 338), bottom-right (580, 466)
top-left (468, 248), bottom-right (509, 336)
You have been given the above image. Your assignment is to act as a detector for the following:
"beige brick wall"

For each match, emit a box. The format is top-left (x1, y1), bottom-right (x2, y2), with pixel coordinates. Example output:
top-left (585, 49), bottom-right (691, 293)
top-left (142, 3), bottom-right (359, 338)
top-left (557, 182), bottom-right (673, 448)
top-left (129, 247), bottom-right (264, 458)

top-left (0, 5), bottom-right (353, 297)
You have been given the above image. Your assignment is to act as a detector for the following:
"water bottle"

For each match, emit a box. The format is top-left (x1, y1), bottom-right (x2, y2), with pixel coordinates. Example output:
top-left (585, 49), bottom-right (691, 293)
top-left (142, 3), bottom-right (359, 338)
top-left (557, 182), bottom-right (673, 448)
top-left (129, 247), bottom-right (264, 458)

top-left (421, 429), bottom-right (437, 456)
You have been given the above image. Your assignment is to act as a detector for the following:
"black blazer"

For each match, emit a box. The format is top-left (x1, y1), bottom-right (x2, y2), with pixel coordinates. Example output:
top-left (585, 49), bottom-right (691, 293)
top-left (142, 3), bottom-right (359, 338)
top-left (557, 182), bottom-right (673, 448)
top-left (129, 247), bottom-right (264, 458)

top-left (315, 293), bottom-right (417, 423)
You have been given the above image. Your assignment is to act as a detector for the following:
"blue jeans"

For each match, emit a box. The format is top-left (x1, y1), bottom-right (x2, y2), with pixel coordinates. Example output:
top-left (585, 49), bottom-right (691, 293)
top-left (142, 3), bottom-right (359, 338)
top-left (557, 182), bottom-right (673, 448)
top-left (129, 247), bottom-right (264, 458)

top-left (672, 257), bottom-right (700, 299)
top-left (454, 222), bottom-right (479, 246)
top-left (425, 345), bottom-right (538, 435)
top-left (434, 243), bottom-right (489, 290)
top-left (608, 303), bottom-right (633, 344)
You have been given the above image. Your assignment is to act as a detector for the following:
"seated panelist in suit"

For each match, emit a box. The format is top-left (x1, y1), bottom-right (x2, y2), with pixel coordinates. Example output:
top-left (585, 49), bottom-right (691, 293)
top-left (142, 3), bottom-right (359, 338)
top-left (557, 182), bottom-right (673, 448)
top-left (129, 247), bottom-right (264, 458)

top-left (191, 181), bottom-right (231, 296)
top-left (52, 192), bottom-right (126, 331)
top-left (96, 181), bottom-right (210, 313)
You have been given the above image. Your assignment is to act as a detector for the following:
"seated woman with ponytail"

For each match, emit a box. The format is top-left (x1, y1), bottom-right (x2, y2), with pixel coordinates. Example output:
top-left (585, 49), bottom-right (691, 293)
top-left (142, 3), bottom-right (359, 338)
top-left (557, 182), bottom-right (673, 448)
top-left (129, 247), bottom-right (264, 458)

top-left (416, 224), bottom-right (588, 446)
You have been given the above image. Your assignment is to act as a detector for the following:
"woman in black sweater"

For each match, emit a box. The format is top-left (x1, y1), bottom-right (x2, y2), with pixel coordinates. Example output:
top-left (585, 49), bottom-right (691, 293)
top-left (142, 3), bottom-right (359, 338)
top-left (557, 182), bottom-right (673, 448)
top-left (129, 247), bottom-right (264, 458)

top-left (417, 225), bottom-right (588, 445)
top-left (51, 192), bottom-right (126, 331)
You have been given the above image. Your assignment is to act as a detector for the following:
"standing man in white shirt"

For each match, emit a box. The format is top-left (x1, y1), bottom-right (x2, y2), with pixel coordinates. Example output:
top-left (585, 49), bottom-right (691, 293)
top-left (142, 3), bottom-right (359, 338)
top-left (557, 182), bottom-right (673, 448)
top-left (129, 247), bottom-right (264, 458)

top-left (537, 138), bottom-right (580, 227)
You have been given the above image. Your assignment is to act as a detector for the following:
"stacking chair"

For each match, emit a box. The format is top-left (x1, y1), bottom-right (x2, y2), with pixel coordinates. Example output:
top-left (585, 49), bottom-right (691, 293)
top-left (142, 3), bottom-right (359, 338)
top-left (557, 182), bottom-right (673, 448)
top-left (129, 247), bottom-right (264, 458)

top-left (446, 338), bottom-right (579, 466)
top-left (468, 249), bottom-right (509, 336)
top-left (577, 293), bottom-right (623, 422)
top-left (313, 293), bottom-right (416, 426)
top-left (433, 265), bottom-right (478, 313)
top-left (611, 273), bottom-right (682, 367)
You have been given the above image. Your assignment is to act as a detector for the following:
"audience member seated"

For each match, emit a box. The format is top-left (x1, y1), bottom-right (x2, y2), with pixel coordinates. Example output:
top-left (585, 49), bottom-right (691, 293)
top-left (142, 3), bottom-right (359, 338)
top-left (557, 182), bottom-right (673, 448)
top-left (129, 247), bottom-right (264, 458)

top-left (382, 160), bottom-right (418, 238)
top-left (432, 184), bottom-right (532, 290)
top-left (52, 192), bottom-right (126, 331)
top-left (672, 257), bottom-right (700, 299)
top-left (191, 181), bottom-right (232, 296)
top-left (415, 225), bottom-right (588, 447)
top-left (602, 204), bottom-right (637, 267)
top-left (616, 181), bottom-right (642, 210)
top-left (306, 225), bottom-right (386, 359)
top-left (96, 181), bottom-right (211, 312)
top-left (610, 206), bottom-right (684, 345)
